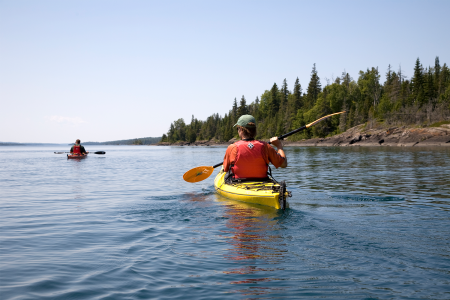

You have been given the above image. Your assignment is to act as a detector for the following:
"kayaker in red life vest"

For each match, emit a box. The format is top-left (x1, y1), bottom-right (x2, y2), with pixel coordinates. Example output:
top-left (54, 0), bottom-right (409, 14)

top-left (223, 115), bottom-right (287, 180)
top-left (70, 139), bottom-right (88, 155)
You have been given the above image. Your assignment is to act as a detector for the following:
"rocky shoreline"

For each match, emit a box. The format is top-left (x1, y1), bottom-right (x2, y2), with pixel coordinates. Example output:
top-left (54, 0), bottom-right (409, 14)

top-left (289, 124), bottom-right (450, 147)
top-left (157, 124), bottom-right (450, 147)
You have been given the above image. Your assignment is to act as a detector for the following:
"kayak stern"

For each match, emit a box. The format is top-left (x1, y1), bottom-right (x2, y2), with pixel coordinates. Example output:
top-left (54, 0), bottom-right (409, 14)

top-left (214, 169), bottom-right (289, 210)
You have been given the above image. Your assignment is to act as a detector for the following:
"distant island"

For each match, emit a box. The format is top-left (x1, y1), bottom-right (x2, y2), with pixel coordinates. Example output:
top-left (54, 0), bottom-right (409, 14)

top-left (0, 142), bottom-right (65, 146)
top-left (0, 137), bottom-right (161, 146)
top-left (83, 136), bottom-right (161, 145)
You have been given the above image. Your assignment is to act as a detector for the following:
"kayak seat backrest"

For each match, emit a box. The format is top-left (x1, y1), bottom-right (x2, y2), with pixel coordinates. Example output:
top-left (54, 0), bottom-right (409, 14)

top-left (225, 165), bottom-right (273, 185)
top-left (231, 177), bottom-right (272, 183)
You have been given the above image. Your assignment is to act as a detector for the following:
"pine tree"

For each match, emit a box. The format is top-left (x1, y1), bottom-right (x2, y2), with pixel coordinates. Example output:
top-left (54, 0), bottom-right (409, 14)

top-left (237, 95), bottom-right (248, 116)
top-left (386, 64), bottom-right (393, 86)
top-left (187, 115), bottom-right (197, 143)
top-left (293, 77), bottom-right (302, 111)
top-left (337, 72), bottom-right (351, 131)
top-left (168, 123), bottom-right (175, 142)
top-left (305, 63), bottom-right (322, 110)
top-left (424, 67), bottom-right (435, 103)
top-left (411, 58), bottom-right (425, 106)
top-left (232, 98), bottom-right (238, 123)
top-left (382, 65), bottom-right (397, 110)
top-left (223, 113), bottom-right (233, 141)
top-left (389, 72), bottom-right (401, 108)
top-left (251, 96), bottom-right (260, 120)
top-left (269, 83), bottom-right (280, 115)
top-left (439, 63), bottom-right (450, 103)
top-left (173, 118), bottom-right (186, 141)
top-left (384, 65), bottom-right (392, 98)
top-left (341, 72), bottom-right (352, 89)
top-left (435, 56), bottom-right (441, 93)
top-left (281, 78), bottom-right (289, 107)
top-left (401, 79), bottom-right (411, 107)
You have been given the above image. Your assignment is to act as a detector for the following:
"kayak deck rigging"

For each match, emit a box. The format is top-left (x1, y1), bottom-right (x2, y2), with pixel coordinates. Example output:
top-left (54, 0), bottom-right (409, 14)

top-left (214, 168), bottom-right (291, 210)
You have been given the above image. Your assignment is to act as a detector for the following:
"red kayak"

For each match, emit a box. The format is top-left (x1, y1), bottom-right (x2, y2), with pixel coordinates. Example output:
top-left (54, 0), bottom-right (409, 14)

top-left (67, 153), bottom-right (88, 159)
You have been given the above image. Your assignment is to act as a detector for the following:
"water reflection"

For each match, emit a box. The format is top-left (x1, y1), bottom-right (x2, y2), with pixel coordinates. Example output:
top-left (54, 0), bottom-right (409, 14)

top-left (215, 195), bottom-right (285, 262)
top-left (72, 185), bottom-right (85, 200)
top-left (214, 195), bottom-right (288, 294)
top-left (69, 157), bottom-right (87, 200)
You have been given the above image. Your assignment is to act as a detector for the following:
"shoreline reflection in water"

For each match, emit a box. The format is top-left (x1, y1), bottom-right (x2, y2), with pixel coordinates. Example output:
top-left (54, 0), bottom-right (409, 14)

top-left (215, 195), bottom-right (288, 294)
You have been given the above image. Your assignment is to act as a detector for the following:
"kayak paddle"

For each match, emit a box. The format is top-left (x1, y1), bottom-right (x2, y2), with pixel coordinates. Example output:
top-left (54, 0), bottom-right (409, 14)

top-left (54, 151), bottom-right (106, 154)
top-left (183, 163), bottom-right (224, 183)
top-left (183, 111), bottom-right (345, 183)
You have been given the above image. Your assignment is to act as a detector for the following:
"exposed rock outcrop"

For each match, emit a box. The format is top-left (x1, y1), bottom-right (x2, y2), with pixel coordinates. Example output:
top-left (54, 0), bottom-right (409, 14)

top-left (286, 124), bottom-right (450, 147)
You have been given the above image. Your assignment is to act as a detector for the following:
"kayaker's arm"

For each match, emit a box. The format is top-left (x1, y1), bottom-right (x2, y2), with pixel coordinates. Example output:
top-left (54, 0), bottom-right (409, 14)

top-left (269, 137), bottom-right (287, 168)
top-left (223, 144), bottom-right (237, 172)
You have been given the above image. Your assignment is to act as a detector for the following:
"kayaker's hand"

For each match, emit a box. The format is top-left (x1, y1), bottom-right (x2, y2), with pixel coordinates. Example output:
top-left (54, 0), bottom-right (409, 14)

top-left (270, 137), bottom-right (283, 150)
top-left (270, 137), bottom-right (287, 168)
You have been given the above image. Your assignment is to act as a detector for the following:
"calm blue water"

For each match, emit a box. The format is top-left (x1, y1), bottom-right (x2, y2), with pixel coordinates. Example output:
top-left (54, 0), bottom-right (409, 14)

top-left (0, 145), bottom-right (449, 299)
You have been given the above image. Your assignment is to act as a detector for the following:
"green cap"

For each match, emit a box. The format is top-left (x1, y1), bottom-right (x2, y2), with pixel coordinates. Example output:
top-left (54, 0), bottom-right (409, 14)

top-left (234, 115), bottom-right (256, 128)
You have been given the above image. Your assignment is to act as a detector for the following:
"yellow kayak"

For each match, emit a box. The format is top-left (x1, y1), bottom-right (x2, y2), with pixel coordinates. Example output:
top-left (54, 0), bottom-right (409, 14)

top-left (214, 168), bottom-right (290, 210)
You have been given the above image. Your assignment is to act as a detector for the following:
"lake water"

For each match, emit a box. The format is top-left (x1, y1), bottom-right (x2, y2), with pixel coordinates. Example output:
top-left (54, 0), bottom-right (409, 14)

top-left (0, 145), bottom-right (449, 299)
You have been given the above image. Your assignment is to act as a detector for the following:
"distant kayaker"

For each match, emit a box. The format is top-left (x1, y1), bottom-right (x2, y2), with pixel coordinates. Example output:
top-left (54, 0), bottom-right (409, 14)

top-left (223, 115), bottom-right (287, 180)
top-left (70, 139), bottom-right (88, 155)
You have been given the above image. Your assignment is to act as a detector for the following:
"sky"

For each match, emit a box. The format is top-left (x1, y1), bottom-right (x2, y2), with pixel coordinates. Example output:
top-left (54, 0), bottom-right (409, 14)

top-left (1, 0), bottom-right (449, 143)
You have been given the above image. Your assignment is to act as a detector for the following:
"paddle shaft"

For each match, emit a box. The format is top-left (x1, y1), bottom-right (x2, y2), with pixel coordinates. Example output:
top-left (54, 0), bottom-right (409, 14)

top-left (275, 125), bottom-right (307, 142)
top-left (269, 111), bottom-right (345, 144)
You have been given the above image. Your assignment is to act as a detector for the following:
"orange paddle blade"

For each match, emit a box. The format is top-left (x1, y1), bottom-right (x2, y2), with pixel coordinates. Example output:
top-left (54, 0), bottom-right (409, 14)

top-left (183, 166), bottom-right (214, 183)
top-left (306, 111), bottom-right (346, 128)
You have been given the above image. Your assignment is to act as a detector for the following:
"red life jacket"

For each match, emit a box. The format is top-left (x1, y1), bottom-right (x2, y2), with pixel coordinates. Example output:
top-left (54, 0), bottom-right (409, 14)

top-left (231, 140), bottom-right (268, 179)
top-left (73, 145), bottom-right (81, 154)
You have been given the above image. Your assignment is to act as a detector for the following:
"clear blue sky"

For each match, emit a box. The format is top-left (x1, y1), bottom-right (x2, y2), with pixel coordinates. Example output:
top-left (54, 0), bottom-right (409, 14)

top-left (1, 0), bottom-right (449, 143)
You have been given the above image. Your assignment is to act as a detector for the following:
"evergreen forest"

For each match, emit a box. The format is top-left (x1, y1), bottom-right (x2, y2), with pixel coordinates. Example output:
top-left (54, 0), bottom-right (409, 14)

top-left (161, 57), bottom-right (450, 143)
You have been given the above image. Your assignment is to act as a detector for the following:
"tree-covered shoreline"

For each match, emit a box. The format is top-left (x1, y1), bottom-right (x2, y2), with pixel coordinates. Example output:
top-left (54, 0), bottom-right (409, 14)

top-left (161, 57), bottom-right (450, 143)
